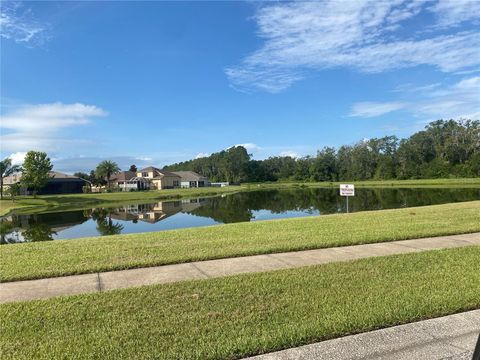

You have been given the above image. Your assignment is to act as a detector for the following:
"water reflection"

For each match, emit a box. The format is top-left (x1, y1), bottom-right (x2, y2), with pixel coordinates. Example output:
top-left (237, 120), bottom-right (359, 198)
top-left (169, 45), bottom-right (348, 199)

top-left (1, 187), bottom-right (478, 244)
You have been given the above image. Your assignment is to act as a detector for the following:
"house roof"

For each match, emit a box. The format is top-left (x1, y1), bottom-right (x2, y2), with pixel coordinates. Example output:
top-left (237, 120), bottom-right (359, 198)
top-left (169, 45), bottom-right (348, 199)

top-left (137, 166), bottom-right (162, 173)
top-left (172, 171), bottom-right (207, 181)
top-left (109, 171), bottom-right (136, 181)
top-left (152, 170), bottom-right (181, 179)
top-left (2, 171), bottom-right (86, 185)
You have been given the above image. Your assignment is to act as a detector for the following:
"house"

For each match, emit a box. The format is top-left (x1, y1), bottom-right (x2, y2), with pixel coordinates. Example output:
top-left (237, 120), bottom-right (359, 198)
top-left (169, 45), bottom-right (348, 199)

top-left (109, 171), bottom-right (150, 191)
top-left (172, 171), bottom-right (209, 188)
top-left (136, 167), bottom-right (181, 189)
top-left (3, 171), bottom-right (88, 195)
top-left (210, 182), bottom-right (230, 187)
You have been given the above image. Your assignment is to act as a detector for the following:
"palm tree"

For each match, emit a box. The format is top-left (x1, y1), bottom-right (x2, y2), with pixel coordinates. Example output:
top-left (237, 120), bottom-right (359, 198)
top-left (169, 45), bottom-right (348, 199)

top-left (0, 158), bottom-right (21, 200)
top-left (95, 160), bottom-right (120, 188)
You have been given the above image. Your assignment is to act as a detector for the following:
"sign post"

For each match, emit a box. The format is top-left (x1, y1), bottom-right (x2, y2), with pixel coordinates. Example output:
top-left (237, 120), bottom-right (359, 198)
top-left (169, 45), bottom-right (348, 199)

top-left (339, 184), bottom-right (355, 213)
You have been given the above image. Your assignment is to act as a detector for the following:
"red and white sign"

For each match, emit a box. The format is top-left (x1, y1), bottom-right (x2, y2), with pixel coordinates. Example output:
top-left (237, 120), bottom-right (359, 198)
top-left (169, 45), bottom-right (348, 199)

top-left (340, 184), bottom-right (355, 196)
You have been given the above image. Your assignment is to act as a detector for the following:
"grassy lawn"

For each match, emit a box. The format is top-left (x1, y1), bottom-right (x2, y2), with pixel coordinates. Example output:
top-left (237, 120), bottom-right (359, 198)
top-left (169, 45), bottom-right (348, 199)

top-left (1, 201), bottom-right (479, 282)
top-left (1, 246), bottom-right (479, 359)
top-left (246, 177), bottom-right (480, 189)
top-left (1, 178), bottom-right (479, 216)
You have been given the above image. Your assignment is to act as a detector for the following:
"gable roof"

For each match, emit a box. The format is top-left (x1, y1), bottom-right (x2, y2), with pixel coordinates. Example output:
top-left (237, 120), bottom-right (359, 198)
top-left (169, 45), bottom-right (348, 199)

top-left (2, 171), bottom-right (86, 185)
top-left (137, 166), bottom-right (162, 173)
top-left (109, 171), bottom-right (136, 181)
top-left (152, 170), bottom-right (181, 179)
top-left (172, 171), bottom-right (207, 181)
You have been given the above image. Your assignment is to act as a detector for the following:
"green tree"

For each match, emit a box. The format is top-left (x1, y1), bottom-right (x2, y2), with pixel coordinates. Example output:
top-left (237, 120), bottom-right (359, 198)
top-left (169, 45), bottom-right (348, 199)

top-left (6, 183), bottom-right (22, 202)
top-left (73, 172), bottom-right (90, 180)
top-left (21, 151), bottom-right (53, 197)
top-left (0, 158), bottom-right (21, 200)
top-left (95, 160), bottom-right (120, 188)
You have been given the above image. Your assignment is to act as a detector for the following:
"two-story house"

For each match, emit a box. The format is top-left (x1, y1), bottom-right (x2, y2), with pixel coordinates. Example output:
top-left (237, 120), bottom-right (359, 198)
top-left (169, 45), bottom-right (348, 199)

top-left (136, 166), bottom-right (181, 189)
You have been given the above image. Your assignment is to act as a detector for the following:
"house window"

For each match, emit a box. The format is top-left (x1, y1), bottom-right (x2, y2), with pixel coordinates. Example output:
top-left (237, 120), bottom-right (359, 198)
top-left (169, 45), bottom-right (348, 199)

top-left (142, 172), bottom-right (148, 177)
top-left (173, 180), bottom-right (179, 186)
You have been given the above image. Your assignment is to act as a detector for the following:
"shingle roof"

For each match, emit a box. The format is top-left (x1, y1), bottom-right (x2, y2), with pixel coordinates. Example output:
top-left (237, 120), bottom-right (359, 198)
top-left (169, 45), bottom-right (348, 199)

top-left (109, 171), bottom-right (136, 181)
top-left (172, 171), bottom-right (207, 181)
top-left (2, 171), bottom-right (86, 185)
top-left (151, 170), bottom-right (181, 179)
top-left (137, 166), bottom-right (162, 173)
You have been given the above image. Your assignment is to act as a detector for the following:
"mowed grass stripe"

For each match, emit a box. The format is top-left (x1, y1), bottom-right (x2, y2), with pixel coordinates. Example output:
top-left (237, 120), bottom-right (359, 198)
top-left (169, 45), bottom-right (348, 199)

top-left (1, 246), bottom-right (479, 360)
top-left (1, 201), bottom-right (479, 282)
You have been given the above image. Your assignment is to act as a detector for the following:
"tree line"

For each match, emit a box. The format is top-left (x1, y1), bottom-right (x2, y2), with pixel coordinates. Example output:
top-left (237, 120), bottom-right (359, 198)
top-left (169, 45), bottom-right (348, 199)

top-left (164, 119), bottom-right (480, 183)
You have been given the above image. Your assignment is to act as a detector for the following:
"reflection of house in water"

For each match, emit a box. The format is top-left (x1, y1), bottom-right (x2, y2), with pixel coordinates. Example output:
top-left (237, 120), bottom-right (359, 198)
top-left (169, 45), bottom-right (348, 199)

top-left (107, 198), bottom-right (208, 224)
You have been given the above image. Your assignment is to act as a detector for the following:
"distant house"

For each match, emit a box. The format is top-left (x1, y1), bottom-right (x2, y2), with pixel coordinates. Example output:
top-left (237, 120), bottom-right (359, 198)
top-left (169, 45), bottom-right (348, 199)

top-left (136, 167), bottom-right (181, 189)
top-left (3, 171), bottom-right (88, 195)
top-left (109, 171), bottom-right (150, 191)
top-left (172, 171), bottom-right (209, 188)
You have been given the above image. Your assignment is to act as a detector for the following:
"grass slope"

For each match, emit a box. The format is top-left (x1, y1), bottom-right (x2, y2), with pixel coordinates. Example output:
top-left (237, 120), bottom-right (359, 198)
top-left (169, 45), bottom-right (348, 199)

top-left (1, 247), bottom-right (479, 359)
top-left (1, 201), bottom-right (479, 282)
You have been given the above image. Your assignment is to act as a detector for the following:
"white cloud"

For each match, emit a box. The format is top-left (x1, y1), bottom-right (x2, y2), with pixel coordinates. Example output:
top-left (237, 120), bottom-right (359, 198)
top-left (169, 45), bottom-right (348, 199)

top-left (349, 102), bottom-right (406, 117)
top-left (226, 1), bottom-right (480, 92)
top-left (0, 102), bottom-right (107, 153)
top-left (195, 152), bottom-right (210, 159)
top-left (1, 102), bottom-right (107, 132)
top-left (279, 151), bottom-right (301, 158)
top-left (8, 152), bottom-right (27, 165)
top-left (234, 143), bottom-right (262, 152)
top-left (428, 0), bottom-right (480, 28)
top-left (52, 156), bottom-right (156, 174)
top-left (350, 76), bottom-right (480, 120)
top-left (0, 1), bottom-right (50, 46)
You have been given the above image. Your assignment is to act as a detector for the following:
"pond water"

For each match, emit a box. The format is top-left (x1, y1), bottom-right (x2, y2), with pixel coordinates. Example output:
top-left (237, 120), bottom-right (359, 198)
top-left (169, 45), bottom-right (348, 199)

top-left (1, 187), bottom-right (479, 244)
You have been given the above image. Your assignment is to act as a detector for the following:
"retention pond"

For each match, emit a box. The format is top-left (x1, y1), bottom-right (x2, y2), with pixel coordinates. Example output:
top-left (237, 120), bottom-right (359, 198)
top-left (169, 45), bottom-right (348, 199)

top-left (1, 187), bottom-right (479, 244)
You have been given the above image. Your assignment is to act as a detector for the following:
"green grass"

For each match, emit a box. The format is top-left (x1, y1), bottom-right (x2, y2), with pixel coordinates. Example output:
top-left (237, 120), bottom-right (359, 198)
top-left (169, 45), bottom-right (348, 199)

top-left (2, 178), bottom-right (479, 216)
top-left (1, 246), bottom-right (479, 360)
top-left (1, 201), bottom-right (479, 282)
top-left (245, 177), bottom-right (480, 189)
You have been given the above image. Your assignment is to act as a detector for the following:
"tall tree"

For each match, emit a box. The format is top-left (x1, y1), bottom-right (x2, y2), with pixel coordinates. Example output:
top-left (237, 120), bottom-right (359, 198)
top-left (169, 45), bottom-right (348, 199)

top-left (0, 158), bottom-right (21, 200)
top-left (21, 151), bottom-right (53, 197)
top-left (95, 160), bottom-right (120, 187)
top-left (129, 164), bottom-right (137, 172)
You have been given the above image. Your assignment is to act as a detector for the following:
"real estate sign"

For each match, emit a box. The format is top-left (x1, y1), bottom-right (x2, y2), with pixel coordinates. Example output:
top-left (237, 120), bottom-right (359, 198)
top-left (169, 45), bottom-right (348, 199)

top-left (339, 184), bottom-right (355, 197)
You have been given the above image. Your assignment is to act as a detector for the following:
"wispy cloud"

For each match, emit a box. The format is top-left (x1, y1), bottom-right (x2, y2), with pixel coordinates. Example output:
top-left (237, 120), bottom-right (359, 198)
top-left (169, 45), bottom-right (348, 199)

top-left (0, 102), bottom-right (107, 153)
top-left (428, 0), bottom-right (480, 28)
top-left (0, 1), bottom-right (51, 46)
top-left (226, 1), bottom-right (480, 92)
top-left (350, 76), bottom-right (480, 120)
top-left (350, 102), bottom-right (406, 118)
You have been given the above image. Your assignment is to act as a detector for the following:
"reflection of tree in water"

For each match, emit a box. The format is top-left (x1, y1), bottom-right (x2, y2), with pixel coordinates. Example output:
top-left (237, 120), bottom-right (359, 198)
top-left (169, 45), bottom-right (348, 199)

top-left (188, 187), bottom-right (480, 223)
top-left (90, 208), bottom-right (124, 236)
top-left (1, 215), bottom-right (56, 243)
top-left (22, 222), bottom-right (57, 242)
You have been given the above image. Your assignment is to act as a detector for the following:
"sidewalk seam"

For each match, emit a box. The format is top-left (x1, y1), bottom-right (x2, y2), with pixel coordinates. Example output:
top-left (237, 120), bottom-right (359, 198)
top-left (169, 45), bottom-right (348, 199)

top-left (96, 273), bottom-right (103, 292)
top-left (190, 263), bottom-right (211, 278)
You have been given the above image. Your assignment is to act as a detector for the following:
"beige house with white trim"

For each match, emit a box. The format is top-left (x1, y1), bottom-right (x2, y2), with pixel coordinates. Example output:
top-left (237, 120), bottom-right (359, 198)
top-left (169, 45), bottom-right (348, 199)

top-left (136, 167), bottom-right (181, 189)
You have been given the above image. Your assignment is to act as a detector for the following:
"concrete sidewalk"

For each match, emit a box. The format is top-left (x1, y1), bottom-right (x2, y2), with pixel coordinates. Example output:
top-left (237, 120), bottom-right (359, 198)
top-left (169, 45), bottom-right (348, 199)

top-left (1, 232), bottom-right (479, 303)
top-left (246, 309), bottom-right (480, 360)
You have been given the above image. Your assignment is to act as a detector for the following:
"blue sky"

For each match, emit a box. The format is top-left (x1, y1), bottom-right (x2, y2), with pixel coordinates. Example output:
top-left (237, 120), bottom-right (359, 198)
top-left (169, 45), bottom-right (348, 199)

top-left (1, 0), bottom-right (479, 173)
